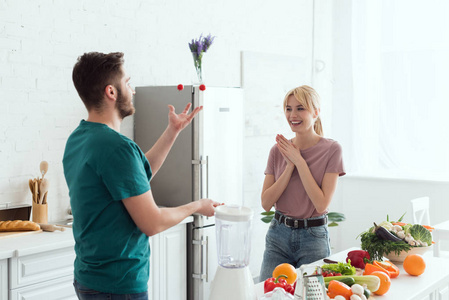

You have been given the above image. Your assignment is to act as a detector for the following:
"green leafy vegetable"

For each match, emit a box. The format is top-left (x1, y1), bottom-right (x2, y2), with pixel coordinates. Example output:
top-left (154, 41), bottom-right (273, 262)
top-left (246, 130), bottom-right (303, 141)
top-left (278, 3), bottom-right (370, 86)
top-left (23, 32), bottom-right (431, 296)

top-left (321, 261), bottom-right (356, 275)
top-left (360, 231), bottom-right (411, 262)
top-left (410, 224), bottom-right (432, 245)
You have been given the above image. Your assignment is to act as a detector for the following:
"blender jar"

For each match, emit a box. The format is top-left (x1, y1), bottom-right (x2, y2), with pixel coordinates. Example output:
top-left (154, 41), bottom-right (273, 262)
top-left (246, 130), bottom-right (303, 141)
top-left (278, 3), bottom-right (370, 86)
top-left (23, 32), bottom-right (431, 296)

top-left (214, 205), bottom-right (253, 268)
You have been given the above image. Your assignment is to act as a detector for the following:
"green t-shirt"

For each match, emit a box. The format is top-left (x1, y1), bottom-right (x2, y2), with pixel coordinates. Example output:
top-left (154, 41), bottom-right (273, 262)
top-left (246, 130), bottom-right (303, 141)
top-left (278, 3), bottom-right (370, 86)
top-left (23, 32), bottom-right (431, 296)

top-left (63, 120), bottom-right (152, 294)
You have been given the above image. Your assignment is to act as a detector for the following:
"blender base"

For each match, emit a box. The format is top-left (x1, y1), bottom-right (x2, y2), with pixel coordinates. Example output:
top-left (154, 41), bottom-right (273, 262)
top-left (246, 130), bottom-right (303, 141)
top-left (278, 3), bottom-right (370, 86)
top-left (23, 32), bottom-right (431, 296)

top-left (209, 265), bottom-right (256, 300)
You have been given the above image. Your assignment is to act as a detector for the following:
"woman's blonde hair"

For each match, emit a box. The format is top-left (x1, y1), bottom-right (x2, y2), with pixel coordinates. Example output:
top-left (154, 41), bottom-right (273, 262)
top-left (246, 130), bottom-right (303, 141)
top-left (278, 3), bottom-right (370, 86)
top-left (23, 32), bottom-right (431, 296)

top-left (283, 85), bottom-right (323, 136)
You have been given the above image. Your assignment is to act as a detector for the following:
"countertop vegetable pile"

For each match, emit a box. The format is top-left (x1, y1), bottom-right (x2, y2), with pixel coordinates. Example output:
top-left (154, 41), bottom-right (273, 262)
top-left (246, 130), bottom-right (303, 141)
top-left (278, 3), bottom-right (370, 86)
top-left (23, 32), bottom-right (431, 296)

top-left (324, 255), bottom-right (401, 299)
top-left (262, 237), bottom-right (429, 299)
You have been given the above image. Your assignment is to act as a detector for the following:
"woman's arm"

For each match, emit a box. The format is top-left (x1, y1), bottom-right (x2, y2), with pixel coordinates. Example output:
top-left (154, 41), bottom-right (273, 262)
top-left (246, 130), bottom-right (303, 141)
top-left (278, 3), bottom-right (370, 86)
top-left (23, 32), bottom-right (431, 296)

top-left (276, 135), bottom-right (339, 213)
top-left (295, 158), bottom-right (339, 213)
top-left (261, 164), bottom-right (295, 212)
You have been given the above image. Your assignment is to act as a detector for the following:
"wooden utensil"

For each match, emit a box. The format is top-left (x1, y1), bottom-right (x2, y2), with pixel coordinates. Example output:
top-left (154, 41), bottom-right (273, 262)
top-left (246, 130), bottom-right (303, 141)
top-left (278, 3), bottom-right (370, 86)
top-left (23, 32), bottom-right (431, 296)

top-left (34, 180), bottom-right (38, 204)
top-left (42, 191), bottom-right (48, 205)
top-left (39, 179), bottom-right (49, 204)
top-left (40, 161), bottom-right (49, 179)
top-left (28, 179), bottom-right (34, 195)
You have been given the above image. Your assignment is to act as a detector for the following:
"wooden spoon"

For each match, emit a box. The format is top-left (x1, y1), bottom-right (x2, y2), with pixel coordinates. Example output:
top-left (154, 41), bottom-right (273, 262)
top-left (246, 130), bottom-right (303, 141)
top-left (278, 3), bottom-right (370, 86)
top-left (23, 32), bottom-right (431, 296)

top-left (42, 191), bottom-right (48, 204)
top-left (40, 161), bottom-right (49, 179)
top-left (39, 179), bottom-right (49, 204)
top-left (34, 180), bottom-right (38, 204)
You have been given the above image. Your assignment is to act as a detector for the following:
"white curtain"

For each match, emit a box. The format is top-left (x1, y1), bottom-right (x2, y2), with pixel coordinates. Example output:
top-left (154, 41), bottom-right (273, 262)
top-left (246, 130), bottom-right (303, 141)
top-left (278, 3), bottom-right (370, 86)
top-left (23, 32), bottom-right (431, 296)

top-left (333, 0), bottom-right (449, 180)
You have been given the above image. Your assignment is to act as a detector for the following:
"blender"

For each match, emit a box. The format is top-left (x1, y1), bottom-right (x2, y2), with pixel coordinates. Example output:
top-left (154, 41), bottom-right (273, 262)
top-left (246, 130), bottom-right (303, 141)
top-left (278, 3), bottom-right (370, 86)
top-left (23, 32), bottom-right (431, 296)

top-left (209, 205), bottom-right (256, 300)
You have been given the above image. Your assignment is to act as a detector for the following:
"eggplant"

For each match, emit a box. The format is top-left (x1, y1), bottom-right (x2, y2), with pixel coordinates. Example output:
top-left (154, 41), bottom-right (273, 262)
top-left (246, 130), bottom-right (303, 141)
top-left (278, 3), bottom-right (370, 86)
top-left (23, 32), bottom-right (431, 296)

top-left (373, 222), bottom-right (405, 243)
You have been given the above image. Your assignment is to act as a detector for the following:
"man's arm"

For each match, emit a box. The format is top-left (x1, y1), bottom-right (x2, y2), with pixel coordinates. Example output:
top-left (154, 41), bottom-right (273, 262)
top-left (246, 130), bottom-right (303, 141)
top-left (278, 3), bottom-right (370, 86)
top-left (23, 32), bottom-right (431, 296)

top-left (145, 103), bottom-right (202, 176)
top-left (122, 190), bottom-right (218, 236)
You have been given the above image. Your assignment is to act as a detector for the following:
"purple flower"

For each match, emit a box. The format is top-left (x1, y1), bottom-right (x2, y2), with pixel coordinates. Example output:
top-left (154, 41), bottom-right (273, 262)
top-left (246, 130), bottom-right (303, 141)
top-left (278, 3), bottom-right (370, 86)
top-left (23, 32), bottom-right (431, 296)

top-left (202, 34), bottom-right (215, 52)
top-left (188, 33), bottom-right (215, 56)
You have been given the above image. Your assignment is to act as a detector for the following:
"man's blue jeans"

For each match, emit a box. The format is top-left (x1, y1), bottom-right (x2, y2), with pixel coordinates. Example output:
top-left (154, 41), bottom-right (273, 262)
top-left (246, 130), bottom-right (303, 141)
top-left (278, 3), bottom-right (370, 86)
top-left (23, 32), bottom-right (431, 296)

top-left (73, 280), bottom-right (148, 300)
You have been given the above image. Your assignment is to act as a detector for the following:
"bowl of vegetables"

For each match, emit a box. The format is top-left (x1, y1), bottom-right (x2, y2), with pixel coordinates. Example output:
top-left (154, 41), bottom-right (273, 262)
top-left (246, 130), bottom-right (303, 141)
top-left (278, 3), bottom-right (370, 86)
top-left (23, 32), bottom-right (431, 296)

top-left (384, 245), bottom-right (432, 262)
top-left (359, 215), bottom-right (433, 262)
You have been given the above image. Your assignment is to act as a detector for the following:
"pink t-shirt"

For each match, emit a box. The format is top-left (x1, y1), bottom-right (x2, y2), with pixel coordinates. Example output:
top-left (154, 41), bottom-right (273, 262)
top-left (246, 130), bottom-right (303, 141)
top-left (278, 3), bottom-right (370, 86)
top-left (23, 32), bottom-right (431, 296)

top-left (264, 138), bottom-right (345, 219)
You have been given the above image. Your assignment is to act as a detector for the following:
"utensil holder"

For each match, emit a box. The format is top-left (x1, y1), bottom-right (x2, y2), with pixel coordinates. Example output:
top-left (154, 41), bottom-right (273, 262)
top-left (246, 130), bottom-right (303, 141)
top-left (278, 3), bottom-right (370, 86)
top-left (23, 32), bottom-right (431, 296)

top-left (32, 201), bottom-right (48, 224)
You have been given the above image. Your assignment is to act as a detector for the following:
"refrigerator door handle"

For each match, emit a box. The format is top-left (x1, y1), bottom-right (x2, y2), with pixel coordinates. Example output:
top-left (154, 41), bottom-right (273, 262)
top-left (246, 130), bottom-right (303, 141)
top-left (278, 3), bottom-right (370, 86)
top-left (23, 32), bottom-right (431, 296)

top-left (192, 237), bottom-right (209, 281)
top-left (192, 159), bottom-right (207, 164)
top-left (192, 158), bottom-right (208, 199)
top-left (205, 235), bottom-right (209, 282)
top-left (205, 156), bottom-right (209, 199)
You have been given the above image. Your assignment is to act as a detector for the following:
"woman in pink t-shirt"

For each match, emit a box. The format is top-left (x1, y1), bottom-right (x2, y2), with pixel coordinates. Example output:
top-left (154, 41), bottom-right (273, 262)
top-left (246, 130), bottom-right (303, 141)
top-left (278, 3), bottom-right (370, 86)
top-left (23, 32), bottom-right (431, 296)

top-left (259, 85), bottom-right (345, 282)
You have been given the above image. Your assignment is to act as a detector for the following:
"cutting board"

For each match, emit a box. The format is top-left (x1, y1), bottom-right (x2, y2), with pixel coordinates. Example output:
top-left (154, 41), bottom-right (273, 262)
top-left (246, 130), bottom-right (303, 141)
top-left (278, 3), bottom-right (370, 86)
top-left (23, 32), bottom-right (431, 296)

top-left (0, 230), bottom-right (42, 239)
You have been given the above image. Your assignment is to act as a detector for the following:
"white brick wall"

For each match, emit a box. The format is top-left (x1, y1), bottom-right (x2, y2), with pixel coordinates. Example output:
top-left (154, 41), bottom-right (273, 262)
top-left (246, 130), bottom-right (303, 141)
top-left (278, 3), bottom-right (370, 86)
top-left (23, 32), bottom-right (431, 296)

top-left (0, 0), bottom-right (313, 278)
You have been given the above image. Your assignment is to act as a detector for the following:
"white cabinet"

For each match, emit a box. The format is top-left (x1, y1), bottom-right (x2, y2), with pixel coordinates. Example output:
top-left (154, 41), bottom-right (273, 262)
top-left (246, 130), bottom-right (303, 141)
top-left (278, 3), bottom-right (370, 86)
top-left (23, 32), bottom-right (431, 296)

top-left (418, 282), bottom-right (449, 300)
top-left (9, 246), bottom-right (76, 300)
top-left (149, 222), bottom-right (188, 300)
top-left (10, 275), bottom-right (77, 300)
top-left (3, 220), bottom-right (190, 300)
top-left (1, 259), bottom-right (7, 300)
top-left (437, 284), bottom-right (449, 300)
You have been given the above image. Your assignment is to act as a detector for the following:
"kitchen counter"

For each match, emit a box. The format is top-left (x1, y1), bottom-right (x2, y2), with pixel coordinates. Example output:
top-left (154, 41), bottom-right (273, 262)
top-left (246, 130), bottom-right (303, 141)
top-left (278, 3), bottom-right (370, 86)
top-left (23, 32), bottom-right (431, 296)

top-left (0, 228), bottom-right (74, 260)
top-left (0, 215), bottom-right (194, 260)
top-left (255, 247), bottom-right (449, 300)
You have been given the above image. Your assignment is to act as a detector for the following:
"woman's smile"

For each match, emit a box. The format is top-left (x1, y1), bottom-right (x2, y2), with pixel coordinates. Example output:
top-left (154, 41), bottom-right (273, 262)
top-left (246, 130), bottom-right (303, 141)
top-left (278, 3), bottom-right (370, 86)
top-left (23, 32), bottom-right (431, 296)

top-left (290, 120), bottom-right (302, 126)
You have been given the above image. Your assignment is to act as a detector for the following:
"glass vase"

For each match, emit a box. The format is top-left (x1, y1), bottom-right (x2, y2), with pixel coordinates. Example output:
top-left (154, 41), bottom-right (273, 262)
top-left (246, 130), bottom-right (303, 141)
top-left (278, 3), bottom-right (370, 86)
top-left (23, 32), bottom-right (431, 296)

top-left (191, 52), bottom-right (204, 84)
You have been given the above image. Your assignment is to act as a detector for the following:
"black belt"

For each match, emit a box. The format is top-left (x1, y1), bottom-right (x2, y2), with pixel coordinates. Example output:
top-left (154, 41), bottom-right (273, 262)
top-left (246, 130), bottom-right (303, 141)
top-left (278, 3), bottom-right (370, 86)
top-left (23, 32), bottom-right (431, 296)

top-left (274, 211), bottom-right (327, 229)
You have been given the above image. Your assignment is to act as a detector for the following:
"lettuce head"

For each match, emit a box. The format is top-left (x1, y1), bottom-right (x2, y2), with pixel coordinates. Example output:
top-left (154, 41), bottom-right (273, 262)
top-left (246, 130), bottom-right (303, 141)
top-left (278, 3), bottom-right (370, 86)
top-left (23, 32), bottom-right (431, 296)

top-left (410, 224), bottom-right (432, 245)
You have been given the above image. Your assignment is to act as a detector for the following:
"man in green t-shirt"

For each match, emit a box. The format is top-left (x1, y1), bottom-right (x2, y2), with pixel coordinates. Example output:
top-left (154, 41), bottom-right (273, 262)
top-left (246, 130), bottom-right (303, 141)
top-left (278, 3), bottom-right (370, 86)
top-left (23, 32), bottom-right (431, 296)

top-left (63, 52), bottom-right (219, 299)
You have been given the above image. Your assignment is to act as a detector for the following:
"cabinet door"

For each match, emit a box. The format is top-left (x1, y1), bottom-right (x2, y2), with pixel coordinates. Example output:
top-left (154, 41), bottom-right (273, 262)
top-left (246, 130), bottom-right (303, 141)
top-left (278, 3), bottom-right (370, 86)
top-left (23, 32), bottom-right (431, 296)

top-left (9, 247), bottom-right (75, 288)
top-left (148, 235), bottom-right (160, 300)
top-left (1, 259), bottom-right (7, 300)
top-left (439, 284), bottom-right (449, 300)
top-left (161, 224), bottom-right (187, 300)
top-left (154, 223), bottom-right (187, 300)
top-left (10, 275), bottom-right (76, 300)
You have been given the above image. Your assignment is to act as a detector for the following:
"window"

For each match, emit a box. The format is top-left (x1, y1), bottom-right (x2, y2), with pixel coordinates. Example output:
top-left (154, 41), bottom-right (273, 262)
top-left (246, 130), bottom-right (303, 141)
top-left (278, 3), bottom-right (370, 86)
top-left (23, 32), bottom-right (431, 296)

top-left (331, 0), bottom-right (449, 181)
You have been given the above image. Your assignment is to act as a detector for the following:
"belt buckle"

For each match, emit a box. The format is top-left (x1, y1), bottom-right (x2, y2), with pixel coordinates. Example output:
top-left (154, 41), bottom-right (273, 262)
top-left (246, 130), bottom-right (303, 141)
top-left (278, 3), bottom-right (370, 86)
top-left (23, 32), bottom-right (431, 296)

top-left (283, 217), bottom-right (291, 228)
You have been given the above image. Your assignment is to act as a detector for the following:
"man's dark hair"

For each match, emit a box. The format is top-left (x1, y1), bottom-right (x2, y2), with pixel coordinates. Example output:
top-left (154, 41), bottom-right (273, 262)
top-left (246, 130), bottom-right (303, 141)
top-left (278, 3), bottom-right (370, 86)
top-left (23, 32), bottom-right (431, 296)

top-left (72, 52), bottom-right (124, 111)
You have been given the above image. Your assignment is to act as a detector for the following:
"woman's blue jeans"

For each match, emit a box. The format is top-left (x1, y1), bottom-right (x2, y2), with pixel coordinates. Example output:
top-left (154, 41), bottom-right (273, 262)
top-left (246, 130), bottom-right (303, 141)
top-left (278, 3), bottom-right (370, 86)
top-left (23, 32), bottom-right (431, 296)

top-left (259, 215), bottom-right (331, 282)
top-left (73, 280), bottom-right (148, 300)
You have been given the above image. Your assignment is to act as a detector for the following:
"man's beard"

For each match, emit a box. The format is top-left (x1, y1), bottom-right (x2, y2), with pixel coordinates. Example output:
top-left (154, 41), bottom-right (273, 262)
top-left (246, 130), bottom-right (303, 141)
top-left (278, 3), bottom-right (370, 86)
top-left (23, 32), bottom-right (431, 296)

top-left (116, 87), bottom-right (135, 120)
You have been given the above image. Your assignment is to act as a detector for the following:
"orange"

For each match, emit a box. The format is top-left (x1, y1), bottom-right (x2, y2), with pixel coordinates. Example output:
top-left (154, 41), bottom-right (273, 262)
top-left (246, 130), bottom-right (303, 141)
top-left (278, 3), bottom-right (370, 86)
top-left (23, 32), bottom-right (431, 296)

top-left (272, 263), bottom-right (297, 285)
top-left (371, 271), bottom-right (391, 295)
top-left (403, 254), bottom-right (426, 276)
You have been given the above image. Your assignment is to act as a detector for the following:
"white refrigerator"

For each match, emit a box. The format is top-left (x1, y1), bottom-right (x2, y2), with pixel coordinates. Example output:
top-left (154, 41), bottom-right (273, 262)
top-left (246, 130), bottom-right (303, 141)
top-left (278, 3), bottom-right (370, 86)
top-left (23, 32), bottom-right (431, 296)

top-left (134, 85), bottom-right (244, 300)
